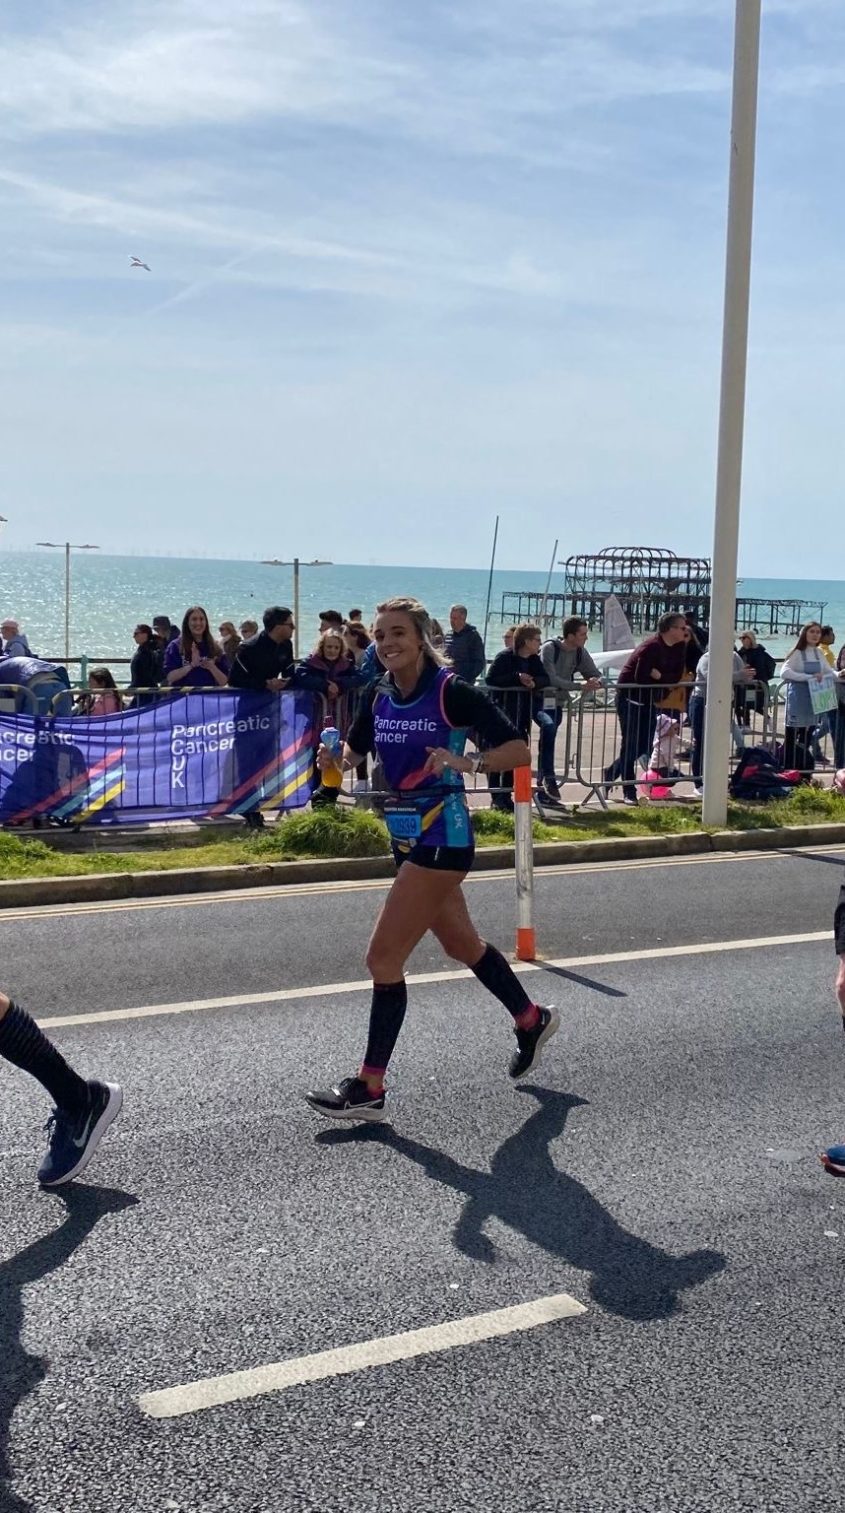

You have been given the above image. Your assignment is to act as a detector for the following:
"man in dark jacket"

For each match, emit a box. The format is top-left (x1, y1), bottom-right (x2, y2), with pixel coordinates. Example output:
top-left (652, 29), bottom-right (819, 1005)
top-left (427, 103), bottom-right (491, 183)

top-left (228, 606), bottom-right (295, 691)
top-left (228, 606), bottom-right (295, 830)
top-left (484, 624), bottom-right (548, 810)
top-left (445, 605), bottom-right (485, 684)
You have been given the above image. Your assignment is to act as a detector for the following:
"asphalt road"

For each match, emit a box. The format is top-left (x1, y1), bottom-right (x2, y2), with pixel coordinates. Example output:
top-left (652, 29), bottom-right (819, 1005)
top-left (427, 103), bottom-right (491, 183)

top-left (1, 846), bottom-right (844, 1513)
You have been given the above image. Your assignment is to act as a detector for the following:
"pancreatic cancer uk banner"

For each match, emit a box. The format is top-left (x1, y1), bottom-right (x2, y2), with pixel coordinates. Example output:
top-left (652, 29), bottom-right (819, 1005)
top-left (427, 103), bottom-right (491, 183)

top-left (0, 691), bottom-right (318, 826)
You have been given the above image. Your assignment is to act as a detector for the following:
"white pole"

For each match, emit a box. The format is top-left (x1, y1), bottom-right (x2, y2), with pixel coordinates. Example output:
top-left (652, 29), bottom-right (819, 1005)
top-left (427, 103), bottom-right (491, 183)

top-left (539, 538), bottom-right (559, 629)
top-left (482, 515), bottom-right (500, 648)
top-left (293, 557), bottom-right (300, 659)
top-left (65, 541), bottom-right (71, 665)
top-left (702, 0), bottom-right (761, 828)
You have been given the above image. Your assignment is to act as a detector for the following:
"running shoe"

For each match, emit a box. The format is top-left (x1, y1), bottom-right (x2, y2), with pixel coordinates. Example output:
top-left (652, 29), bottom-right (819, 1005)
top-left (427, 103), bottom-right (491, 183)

top-left (305, 1076), bottom-right (386, 1123)
top-left (539, 779), bottom-right (563, 807)
top-left (38, 1081), bottom-right (123, 1187)
top-left (820, 1144), bottom-right (845, 1177)
top-left (509, 1007), bottom-right (560, 1081)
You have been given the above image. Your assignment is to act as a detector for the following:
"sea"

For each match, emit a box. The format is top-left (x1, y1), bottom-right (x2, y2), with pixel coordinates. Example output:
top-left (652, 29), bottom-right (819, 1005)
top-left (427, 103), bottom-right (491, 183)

top-left (0, 550), bottom-right (842, 668)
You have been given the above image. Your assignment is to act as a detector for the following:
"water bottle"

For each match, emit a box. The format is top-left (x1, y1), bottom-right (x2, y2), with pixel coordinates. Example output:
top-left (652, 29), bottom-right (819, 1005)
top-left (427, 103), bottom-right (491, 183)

top-left (320, 725), bottom-right (343, 789)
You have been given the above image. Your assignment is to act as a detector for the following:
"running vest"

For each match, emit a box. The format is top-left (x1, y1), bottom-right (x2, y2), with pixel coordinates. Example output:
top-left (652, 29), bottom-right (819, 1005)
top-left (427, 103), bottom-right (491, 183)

top-left (373, 665), bottom-right (473, 850)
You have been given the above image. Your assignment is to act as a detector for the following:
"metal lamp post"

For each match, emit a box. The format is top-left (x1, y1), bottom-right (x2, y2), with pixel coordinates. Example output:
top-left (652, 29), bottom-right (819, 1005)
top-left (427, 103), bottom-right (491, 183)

top-left (36, 541), bottom-right (100, 663)
top-left (701, 0), bottom-right (762, 827)
top-left (260, 557), bottom-right (332, 657)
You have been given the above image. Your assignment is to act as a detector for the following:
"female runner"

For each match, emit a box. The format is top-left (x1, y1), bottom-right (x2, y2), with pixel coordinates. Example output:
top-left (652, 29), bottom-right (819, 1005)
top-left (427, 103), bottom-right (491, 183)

top-left (306, 597), bottom-right (558, 1122)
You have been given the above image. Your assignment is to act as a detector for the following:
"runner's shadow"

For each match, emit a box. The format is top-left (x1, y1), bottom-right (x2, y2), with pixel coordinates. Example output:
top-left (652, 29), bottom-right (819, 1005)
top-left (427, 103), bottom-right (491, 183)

top-left (0, 1184), bottom-right (138, 1513)
top-left (318, 1088), bottom-right (725, 1320)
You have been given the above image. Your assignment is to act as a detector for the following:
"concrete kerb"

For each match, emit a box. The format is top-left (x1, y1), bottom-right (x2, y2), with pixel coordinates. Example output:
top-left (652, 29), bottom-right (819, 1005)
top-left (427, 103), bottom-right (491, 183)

top-left (2, 822), bottom-right (845, 910)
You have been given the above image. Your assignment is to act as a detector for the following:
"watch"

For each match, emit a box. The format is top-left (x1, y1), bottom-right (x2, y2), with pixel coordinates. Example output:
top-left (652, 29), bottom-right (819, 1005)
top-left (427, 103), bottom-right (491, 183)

top-left (468, 751), bottom-right (485, 775)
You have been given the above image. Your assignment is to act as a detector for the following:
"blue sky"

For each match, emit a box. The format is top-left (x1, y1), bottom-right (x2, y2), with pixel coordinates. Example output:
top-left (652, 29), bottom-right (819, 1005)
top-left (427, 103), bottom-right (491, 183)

top-left (0, 1), bottom-right (842, 574)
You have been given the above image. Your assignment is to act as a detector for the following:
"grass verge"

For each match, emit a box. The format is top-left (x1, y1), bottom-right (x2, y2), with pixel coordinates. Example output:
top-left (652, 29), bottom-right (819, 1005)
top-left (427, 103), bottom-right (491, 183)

top-left (1, 785), bottom-right (844, 880)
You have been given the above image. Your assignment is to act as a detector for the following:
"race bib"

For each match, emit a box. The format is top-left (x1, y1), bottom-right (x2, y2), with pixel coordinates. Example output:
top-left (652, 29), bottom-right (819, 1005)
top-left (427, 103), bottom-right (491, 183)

top-left (383, 802), bottom-right (423, 841)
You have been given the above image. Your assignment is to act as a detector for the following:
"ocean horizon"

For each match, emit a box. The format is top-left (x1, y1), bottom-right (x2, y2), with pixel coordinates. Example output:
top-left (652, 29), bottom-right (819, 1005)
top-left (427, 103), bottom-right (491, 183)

top-left (0, 549), bottom-right (841, 665)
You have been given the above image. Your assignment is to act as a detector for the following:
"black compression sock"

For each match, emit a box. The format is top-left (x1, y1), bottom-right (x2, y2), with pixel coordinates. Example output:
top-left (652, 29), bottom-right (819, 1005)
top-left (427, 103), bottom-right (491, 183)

top-left (471, 943), bottom-right (534, 1020)
top-left (0, 1002), bottom-right (90, 1116)
top-left (362, 981), bottom-right (408, 1076)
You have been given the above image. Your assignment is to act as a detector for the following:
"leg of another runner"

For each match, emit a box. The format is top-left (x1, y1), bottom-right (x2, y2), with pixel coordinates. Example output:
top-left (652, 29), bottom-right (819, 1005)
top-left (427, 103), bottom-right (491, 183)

top-left (0, 991), bottom-right (122, 1187)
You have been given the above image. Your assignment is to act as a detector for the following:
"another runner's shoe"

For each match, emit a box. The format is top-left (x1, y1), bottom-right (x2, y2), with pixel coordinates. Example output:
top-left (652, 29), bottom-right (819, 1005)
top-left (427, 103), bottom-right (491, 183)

top-left (305, 1076), bottom-right (386, 1123)
top-left (820, 1144), bottom-right (845, 1177)
top-left (509, 1006), bottom-right (560, 1081)
top-left (38, 1080), bottom-right (123, 1187)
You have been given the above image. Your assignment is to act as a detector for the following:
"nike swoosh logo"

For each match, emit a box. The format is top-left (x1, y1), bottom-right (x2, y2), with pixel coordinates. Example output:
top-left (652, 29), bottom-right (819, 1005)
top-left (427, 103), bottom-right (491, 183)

top-left (73, 1106), bottom-right (97, 1149)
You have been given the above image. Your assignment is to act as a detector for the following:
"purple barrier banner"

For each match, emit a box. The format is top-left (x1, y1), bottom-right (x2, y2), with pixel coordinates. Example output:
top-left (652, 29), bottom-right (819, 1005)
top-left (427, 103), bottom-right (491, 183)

top-left (0, 691), bottom-right (318, 826)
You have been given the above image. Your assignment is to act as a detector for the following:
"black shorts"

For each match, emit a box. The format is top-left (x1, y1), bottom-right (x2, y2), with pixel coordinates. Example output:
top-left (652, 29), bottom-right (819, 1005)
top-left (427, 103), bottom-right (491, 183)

top-left (835, 885), bottom-right (845, 955)
top-left (392, 842), bottom-right (475, 874)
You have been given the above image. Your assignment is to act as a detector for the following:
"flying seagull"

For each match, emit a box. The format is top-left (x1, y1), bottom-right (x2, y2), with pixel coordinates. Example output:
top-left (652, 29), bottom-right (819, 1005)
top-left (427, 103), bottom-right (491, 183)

top-left (130, 257), bottom-right (151, 271)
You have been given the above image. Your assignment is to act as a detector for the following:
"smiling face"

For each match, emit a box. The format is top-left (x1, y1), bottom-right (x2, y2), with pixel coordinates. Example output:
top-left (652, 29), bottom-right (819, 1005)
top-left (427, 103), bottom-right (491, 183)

top-left (374, 610), bottom-right (424, 680)
top-left (188, 609), bottom-right (208, 642)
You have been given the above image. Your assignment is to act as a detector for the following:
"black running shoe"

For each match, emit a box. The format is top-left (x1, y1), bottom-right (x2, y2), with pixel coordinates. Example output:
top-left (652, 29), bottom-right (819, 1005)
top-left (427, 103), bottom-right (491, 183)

top-left (38, 1080), bottom-right (123, 1187)
top-left (509, 1007), bottom-right (560, 1081)
top-left (305, 1076), bottom-right (386, 1123)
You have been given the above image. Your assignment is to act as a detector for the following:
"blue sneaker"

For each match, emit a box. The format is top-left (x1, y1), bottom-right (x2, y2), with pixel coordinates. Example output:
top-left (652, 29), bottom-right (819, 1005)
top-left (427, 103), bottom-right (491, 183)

top-left (820, 1144), bottom-right (845, 1178)
top-left (38, 1081), bottom-right (123, 1187)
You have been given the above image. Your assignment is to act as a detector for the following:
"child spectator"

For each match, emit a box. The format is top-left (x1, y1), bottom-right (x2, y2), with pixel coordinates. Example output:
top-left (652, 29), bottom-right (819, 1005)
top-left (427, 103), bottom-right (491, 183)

top-left (76, 667), bottom-right (123, 716)
top-left (293, 630), bottom-right (363, 714)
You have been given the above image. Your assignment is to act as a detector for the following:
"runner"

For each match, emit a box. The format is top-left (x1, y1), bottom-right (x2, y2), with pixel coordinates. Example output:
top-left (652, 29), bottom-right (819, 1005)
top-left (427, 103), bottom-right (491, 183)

top-left (0, 991), bottom-right (122, 1186)
top-left (820, 876), bottom-right (845, 1176)
top-left (306, 596), bottom-right (559, 1123)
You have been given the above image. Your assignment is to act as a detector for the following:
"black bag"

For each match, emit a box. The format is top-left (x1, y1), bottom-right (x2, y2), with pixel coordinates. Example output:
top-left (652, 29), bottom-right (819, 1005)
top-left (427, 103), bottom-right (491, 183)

top-left (729, 745), bottom-right (800, 803)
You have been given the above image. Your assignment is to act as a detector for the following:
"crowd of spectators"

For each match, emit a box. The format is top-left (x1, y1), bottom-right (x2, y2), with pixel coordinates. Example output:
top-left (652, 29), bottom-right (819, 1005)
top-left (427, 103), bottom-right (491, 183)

top-left (5, 594), bottom-right (845, 810)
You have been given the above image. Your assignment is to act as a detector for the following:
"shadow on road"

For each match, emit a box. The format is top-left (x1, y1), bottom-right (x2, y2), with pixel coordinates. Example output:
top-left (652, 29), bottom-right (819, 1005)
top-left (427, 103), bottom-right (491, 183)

top-left (0, 1183), bottom-right (138, 1513)
top-left (535, 961), bottom-right (627, 999)
top-left (319, 1087), bottom-right (724, 1321)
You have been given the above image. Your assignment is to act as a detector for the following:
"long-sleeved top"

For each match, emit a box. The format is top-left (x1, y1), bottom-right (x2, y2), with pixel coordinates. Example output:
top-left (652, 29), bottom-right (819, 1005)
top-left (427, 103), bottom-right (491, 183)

top-left (130, 642), bottom-right (162, 692)
top-left (485, 649), bottom-right (549, 729)
top-left (692, 650), bottom-right (748, 694)
top-left (781, 646), bottom-right (834, 727)
top-left (1, 633), bottom-right (32, 658)
top-left (163, 637), bottom-right (229, 687)
top-left (540, 639), bottom-right (602, 706)
top-left (444, 623), bottom-right (486, 684)
top-left (618, 635), bottom-right (687, 693)
top-left (228, 631), bottom-right (294, 691)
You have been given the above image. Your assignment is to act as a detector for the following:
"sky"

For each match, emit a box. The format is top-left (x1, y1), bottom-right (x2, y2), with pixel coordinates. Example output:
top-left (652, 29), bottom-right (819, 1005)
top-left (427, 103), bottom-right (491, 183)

top-left (0, 0), bottom-right (842, 575)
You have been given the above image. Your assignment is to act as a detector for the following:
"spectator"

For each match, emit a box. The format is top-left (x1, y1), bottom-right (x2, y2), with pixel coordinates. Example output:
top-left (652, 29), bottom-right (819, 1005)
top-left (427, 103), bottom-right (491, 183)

top-left (735, 631), bottom-right (776, 726)
top-left (683, 618), bottom-right (707, 678)
top-left (502, 626), bottom-right (517, 651)
top-left (536, 616), bottom-right (603, 804)
top-left (485, 624), bottom-right (549, 811)
top-left (76, 667), bottom-right (123, 716)
top-left (163, 607), bottom-right (229, 689)
top-left (813, 626), bottom-right (839, 764)
top-left (229, 606), bottom-right (295, 691)
top-left (0, 619), bottom-right (32, 658)
top-left (292, 628), bottom-right (363, 715)
top-left (343, 622), bottom-right (371, 666)
top-left (688, 648), bottom-right (753, 795)
top-left (348, 608), bottom-right (364, 624)
top-left (781, 620), bottom-right (831, 779)
top-left (152, 616), bottom-right (178, 653)
top-left (835, 640), bottom-right (845, 769)
top-left (319, 609), bottom-right (345, 635)
top-left (430, 618), bottom-right (446, 653)
top-left (218, 621), bottom-right (241, 666)
top-left (130, 624), bottom-right (161, 705)
top-left (445, 605), bottom-right (485, 685)
top-left (239, 619), bottom-right (259, 639)
top-left (609, 613), bottom-right (688, 804)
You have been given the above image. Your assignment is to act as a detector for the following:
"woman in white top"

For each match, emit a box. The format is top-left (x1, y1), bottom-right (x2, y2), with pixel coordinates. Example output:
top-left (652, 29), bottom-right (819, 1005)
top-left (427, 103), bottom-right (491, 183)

top-left (780, 621), bottom-right (832, 777)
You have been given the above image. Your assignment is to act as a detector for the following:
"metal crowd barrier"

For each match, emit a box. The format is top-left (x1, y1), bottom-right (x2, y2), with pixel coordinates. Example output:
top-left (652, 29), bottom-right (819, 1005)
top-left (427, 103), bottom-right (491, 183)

top-left (2, 674), bottom-right (839, 832)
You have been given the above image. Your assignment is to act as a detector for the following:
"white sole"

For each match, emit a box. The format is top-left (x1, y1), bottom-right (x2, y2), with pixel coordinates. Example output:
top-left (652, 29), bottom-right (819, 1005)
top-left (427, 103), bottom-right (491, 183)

top-left (40, 1082), bottom-right (124, 1188)
top-left (511, 1009), bottom-right (560, 1081)
top-left (305, 1099), bottom-right (386, 1124)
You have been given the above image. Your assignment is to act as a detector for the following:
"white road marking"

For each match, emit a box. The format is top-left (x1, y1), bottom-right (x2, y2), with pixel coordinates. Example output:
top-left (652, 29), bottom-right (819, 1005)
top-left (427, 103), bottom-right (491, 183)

top-left (138, 1291), bottom-right (586, 1419)
top-left (4, 842), bottom-right (841, 923)
top-left (39, 929), bottom-right (830, 1030)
